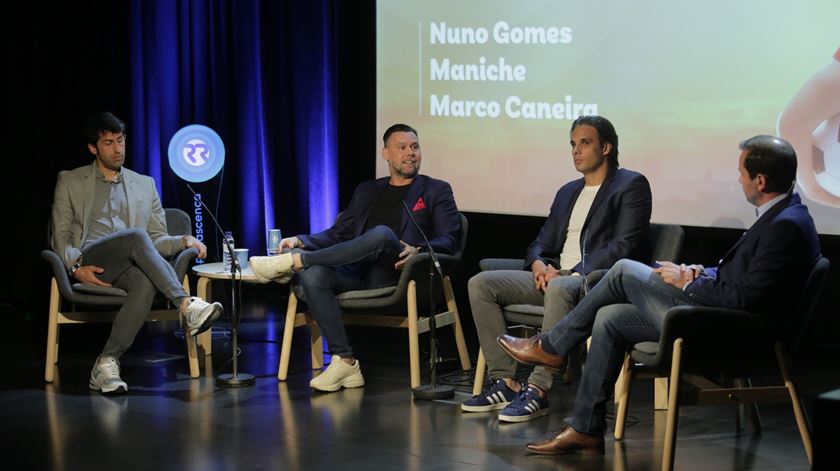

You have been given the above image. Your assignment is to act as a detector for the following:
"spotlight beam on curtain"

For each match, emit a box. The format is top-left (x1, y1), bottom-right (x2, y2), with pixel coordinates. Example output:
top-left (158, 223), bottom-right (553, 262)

top-left (129, 0), bottom-right (338, 251)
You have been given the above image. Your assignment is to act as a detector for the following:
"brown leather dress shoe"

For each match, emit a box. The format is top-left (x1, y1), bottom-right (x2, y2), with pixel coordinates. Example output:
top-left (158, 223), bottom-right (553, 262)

top-left (496, 334), bottom-right (566, 370)
top-left (526, 424), bottom-right (605, 455)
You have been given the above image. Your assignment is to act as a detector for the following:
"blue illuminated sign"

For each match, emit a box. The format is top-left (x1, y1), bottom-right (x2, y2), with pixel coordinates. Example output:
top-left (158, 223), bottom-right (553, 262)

top-left (167, 124), bottom-right (225, 182)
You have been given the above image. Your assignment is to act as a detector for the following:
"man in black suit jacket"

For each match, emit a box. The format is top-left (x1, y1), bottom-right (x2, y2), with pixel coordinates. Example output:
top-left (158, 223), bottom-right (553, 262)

top-left (498, 135), bottom-right (821, 454)
top-left (250, 124), bottom-right (460, 392)
top-left (463, 116), bottom-right (652, 422)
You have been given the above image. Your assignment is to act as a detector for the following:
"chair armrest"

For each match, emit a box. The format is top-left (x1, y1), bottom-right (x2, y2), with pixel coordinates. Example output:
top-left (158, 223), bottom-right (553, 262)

top-left (170, 247), bottom-right (199, 280)
top-left (479, 258), bottom-right (525, 272)
top-left (661, 305), bottom-right (770, 342)
top-left (41, 250), bottom-right (76, 299)
top-left (647, 305), bottom-right (776, 375)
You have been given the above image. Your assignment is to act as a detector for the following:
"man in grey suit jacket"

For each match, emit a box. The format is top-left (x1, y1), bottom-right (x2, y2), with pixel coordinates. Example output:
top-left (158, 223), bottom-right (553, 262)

top-left (463, 116), bottom-right (652, 423)
top-left (50, 111), bottom-right (223, 394)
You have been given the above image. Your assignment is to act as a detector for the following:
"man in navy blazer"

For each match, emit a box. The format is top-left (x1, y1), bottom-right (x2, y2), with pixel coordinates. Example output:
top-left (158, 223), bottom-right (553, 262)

top-left (463, 115), bottom-right (652, 422)
top-left (498, 135), bottom-right (821, 454)
top-left (250, 124), bottom-right (460, 392)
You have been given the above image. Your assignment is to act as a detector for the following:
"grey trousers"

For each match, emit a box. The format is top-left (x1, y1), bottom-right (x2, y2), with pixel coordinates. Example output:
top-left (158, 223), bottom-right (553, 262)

top-left (81, 228), bottom-right (190, 358)
top-left (468, 269), bottom-right (588, 392)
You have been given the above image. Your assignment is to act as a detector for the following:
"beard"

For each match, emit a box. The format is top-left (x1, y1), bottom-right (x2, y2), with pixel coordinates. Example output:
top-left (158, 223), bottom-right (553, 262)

top-left (393, 162), bottom-right (419, 179)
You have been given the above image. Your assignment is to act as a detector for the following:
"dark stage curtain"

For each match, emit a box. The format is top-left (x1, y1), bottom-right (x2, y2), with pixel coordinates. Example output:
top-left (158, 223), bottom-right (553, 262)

top-left (128, 0), bottom-right (339, 253)
top-left (5, 0), bottom-right (375, 307)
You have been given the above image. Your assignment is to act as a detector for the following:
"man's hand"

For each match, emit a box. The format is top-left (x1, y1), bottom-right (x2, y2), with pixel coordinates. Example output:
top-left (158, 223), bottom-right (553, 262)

top-left (531, 260), bottom-right (561, 292)
top-left (73, 265), bottom-right (112, 287)
top-left (395, 241), bottom-right (420, 270)
top-left (182, 235), bottom-right (207, 259)
top-left (279, 236), bottom-right (301, 251)
top-left (654, 261), bottom-right (704, 289)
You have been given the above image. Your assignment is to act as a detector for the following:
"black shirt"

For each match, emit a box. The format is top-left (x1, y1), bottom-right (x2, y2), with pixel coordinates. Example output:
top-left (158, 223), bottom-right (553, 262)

top-left (364, 184), bottom-right (411, 236)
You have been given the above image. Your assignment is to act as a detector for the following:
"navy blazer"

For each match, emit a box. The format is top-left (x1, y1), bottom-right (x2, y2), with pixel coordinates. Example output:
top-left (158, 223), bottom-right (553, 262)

top-left (299, 175), bottom-right (461, 254)
top-left (685, 193), bottom-right (820, 319)
top-left (524, 167), bottom-right (652, 274)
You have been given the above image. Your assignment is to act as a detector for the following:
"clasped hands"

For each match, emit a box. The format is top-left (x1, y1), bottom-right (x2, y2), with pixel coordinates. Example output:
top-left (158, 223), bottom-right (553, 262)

top-left (531, 260), bottom-right (565, 292)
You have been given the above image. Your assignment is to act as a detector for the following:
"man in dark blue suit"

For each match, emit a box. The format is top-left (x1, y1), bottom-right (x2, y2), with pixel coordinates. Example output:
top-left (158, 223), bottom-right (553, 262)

top-left (498, 135), bottom-right (821, 454)
top-left (463, 115), bottom-right (652, 422)
top-left (251, 124), bottom-right (460, 392)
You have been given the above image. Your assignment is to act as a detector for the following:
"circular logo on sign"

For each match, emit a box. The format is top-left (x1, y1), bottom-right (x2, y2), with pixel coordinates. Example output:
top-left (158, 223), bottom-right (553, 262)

top-left (168, 125), bottom-right (225, 182)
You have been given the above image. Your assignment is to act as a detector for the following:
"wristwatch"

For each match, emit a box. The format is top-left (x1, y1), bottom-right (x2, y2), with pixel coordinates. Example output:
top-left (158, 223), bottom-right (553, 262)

top-left (69, 261), bottom-right (82, 277)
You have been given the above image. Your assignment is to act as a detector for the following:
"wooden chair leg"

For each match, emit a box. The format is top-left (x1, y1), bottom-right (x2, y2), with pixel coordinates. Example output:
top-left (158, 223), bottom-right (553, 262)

top-left (278, 293), bottom-right (299, 381)
top-left (444, 276), bottom-right (471, 370)
top-left (472, 349), bottom-right (486, 396)
top-left (198, 331), bottom-right (212, 356)
top-left (45, 278), bottom-right (60, 383)
top-left (614, 360), bottom-right (627, 405)
top-left (179, 274), bottom-right (201, 378)
top-left (196, 277), bottom-right (213, 356)
top-left (614, 353), bottom-right (634, 440)
top-left (309, 318), bottom-right (323, 370)
top-left (654, 378), bottom-right (669, 410)
top-left (662, 338), bottom-right (683, 471)
top-left (775, 342), bottom-right (813, 465)
top-left (407, 280), bottom-right (421, 389)
top-left (185, 326), bottom-right (200, 378)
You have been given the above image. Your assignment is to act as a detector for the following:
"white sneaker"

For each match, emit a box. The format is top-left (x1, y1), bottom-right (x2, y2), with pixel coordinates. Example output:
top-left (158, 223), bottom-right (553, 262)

top-left (310, 358), bottom-right (365, 392)
top-left (89, 356), bottom-right (128, 394)
top-left (181, 297), bottom-right (223, 336)
top-left (250, 253), bottom-right (295, 283)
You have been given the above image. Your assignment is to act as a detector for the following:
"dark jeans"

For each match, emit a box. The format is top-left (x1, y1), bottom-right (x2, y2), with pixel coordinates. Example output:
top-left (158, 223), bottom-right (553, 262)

top-left (540, 259), bottom-right (697, 435)
top-left (81, 228), bottom-right (189, 358)
top-left (295, 226), bottom-right (402, 357)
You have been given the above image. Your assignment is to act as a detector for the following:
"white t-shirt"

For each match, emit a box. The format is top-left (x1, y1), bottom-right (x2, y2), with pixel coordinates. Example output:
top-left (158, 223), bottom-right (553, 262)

top-left (559, 184), bottom-right (600, 271)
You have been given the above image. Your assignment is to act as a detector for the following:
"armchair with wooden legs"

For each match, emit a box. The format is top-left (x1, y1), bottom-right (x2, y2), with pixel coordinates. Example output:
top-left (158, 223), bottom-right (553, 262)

top-left (472, 222), bottom-right (685, 400)
top-left (277, 213), bottom-right (472, 389)
top-left (613, 256), bottom-right (830, 470)
top-left (42, 208), bottom-right (211, 382)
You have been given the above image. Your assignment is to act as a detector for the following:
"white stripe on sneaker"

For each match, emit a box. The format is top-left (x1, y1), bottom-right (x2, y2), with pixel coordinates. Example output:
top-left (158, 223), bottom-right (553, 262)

top-left (490, 391), bottom-right (503, 404)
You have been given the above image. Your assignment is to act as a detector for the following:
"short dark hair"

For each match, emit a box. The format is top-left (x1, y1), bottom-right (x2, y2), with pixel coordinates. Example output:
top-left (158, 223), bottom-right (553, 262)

top-left (383, 123), bottom-right (418, 146)
top-left (570, 115), bottom-right (619, 167)
top-left (739, 135), bottom-right (797, 194)
top-left (85, 111), bottom-right (126, 146)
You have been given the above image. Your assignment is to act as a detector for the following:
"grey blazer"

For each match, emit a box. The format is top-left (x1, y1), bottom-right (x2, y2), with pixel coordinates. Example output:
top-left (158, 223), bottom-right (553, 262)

top-left (50, 162), bottom-right (183, 268)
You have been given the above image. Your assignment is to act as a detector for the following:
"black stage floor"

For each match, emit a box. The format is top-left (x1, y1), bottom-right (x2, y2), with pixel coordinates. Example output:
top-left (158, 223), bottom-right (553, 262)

top-left (2, 290), bottom-right (836, 470)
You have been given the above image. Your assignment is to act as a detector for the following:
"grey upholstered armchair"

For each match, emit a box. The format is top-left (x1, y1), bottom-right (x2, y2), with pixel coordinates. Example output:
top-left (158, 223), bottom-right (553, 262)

top-left (277, 213), bottom-right (472, 389)
top-left (41, 208), bottom-right (207, 382)
top-left (613, 255), bottom-right (829, 470)
top-left (471, 223), bottom-right (685, 396)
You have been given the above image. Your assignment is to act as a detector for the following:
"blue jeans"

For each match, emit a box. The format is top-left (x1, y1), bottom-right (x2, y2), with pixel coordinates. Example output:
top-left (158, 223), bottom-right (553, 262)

top-left (540, 259), bottom-right (697, 435)
top-left (295, 226), bottom-right (402, 357)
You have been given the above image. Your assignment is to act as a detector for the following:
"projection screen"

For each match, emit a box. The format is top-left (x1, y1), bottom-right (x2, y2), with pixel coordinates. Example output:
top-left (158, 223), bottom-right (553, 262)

top-left (377, 0), bottom-right (840, 234)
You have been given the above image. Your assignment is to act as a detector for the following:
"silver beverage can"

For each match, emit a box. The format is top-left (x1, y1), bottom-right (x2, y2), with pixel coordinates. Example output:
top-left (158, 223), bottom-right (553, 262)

top-left (267, 229), bottom-right (282, 255)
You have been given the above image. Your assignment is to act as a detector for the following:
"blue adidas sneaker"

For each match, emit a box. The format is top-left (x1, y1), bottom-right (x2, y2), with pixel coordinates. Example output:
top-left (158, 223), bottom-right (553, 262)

top-left (498, 386), bottom-right (550, 422)
top-left (461, 378), bottom-right (520, 412)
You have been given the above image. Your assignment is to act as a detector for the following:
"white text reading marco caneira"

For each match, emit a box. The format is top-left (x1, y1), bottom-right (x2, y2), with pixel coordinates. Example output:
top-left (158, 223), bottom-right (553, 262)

top-left (426, 21), bottom-right (597, 120)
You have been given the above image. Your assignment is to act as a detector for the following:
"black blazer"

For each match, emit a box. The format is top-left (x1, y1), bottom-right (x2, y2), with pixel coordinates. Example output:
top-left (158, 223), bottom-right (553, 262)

top-left (524, 166), bottom-right (652, 274)
top-left (299, 175), bottom-right (461, 254)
